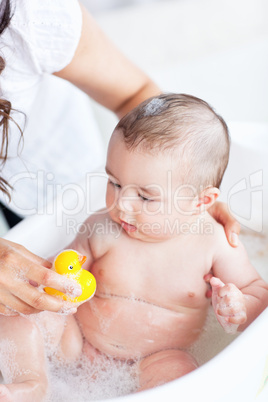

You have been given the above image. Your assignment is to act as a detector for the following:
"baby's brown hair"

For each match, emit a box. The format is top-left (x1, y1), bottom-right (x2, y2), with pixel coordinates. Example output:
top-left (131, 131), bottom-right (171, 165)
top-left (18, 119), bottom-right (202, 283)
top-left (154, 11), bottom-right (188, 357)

top-left (116, 93), bottom-right (230, 190)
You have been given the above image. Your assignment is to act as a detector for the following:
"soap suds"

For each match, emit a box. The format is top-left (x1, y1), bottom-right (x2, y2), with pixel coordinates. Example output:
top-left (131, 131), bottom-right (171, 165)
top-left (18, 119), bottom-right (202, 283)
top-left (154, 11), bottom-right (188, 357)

top-left (0, 230), bottom-right (267, 400)
top-left (47, 354), bottom-right (139, 402)
top-left (144, 98), bottom-right (165, 116)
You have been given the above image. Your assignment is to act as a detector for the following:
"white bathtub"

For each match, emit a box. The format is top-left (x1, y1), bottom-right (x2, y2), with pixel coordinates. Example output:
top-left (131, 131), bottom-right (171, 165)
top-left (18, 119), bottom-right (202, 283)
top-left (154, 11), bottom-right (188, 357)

top-left (4, 122), bottom-right (268, 402)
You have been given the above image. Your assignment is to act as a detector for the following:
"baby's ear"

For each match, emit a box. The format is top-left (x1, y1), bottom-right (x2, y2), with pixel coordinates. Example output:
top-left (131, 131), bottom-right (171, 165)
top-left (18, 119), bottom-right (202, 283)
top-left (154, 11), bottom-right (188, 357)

top-left (193, 187), bottom-right (220, 214)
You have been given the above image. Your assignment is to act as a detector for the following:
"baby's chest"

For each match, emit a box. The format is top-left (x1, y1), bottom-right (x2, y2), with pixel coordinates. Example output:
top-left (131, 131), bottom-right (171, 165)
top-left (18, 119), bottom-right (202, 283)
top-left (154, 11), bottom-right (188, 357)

top-left (91, 241), bottom-right (212, 306)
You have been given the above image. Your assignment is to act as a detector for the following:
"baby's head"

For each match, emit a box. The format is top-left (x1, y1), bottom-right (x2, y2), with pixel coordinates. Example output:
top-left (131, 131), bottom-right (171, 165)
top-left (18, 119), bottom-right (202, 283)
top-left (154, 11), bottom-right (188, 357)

top-left (116, 93), bottom-right (230, 191)
top-left (106, 93), bottom-right (230, 241)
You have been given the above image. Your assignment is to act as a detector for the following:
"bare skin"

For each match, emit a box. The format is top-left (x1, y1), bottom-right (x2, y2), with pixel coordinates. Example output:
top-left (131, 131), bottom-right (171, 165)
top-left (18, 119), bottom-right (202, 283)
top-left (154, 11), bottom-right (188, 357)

top-left (0, 1), bottom-right (160, 317)
top-left (0, 131), bottom-right (267, 400)
top-left (53, 3), bottom-right (161, 119)
top-left (0, 4), bottom-right (241, 318)
top-left (0, 316), bottom-right (48, 402)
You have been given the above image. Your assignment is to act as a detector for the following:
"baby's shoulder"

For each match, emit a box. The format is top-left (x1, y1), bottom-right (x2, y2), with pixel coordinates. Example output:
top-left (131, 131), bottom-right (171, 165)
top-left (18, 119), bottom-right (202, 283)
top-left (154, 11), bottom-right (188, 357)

top-left (83, 210), bottom-right (122, 254)
top-left (205, 213), bottom-right (245, 266)
top-left (84, 209), bottom-right (117, 232)
top-left (203, 213), bottom-right (230, 252)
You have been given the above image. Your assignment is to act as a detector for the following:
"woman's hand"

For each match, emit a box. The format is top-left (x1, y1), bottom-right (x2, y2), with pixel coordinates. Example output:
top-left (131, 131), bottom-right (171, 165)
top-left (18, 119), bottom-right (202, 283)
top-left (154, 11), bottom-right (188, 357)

top-left (0, 239), bottom-right (82, 316)
top-left (208, 201), bottom-right (240, 247)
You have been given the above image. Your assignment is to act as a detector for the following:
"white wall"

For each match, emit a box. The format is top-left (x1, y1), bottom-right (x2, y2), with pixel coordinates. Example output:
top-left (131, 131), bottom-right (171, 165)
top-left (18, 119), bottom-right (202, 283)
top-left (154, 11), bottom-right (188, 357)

top-left (87, 0), bottom-right (268, 145)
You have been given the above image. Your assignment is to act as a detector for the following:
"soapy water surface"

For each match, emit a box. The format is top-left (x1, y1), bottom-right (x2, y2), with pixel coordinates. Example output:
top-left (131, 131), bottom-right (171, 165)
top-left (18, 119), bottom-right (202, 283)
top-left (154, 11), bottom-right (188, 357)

top-left (0, 230), bottom-right (267, 401)
top-left (47, 354), bottom-right (139, 402)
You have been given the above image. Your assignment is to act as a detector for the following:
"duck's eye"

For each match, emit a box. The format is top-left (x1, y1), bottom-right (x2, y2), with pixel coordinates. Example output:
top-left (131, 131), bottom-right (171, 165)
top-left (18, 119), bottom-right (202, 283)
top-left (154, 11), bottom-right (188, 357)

top-left (68, 265), bottom-right (74, 270)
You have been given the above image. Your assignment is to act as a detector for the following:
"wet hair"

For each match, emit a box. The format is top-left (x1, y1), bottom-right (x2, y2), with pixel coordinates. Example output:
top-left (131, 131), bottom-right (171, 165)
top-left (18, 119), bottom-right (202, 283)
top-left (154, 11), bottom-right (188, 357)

top-left (0, 0), bottom-right (23, 200)
top-left (116, 93), bottom-right (230, 190)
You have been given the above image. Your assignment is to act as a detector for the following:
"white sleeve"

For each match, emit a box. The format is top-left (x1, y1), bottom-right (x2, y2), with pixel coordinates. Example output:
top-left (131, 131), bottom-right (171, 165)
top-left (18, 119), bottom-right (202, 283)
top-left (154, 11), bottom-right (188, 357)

top-left (11, 0), bottom-right (83, 74)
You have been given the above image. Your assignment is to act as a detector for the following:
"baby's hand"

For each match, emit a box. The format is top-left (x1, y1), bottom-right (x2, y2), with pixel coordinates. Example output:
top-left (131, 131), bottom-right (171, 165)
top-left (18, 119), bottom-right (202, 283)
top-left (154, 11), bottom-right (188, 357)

top-left (210, 277), bottom-right (247, 334)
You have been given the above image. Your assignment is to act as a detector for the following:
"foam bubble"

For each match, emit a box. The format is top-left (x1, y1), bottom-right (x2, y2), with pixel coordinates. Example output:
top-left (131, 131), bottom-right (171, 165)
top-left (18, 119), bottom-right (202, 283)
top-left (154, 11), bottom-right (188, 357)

top-left (57, 305), bottom-right (77, 316)
top-left (0, 339), bottom-right (30, 383)
top-left (144, 98), bottom-right (165, 116)
top-left (0, 339), bottom-right (18, 382)
top-left (28, 311), bottom-right (139, 401)
top-left (47, 353), bottom-right (139, 401)
top-left (29, 312), bottom-right (67, 359)
top-left (10, 266), bottom-right (28, 283)
top-left (88, 299), bottom-right (115, 335)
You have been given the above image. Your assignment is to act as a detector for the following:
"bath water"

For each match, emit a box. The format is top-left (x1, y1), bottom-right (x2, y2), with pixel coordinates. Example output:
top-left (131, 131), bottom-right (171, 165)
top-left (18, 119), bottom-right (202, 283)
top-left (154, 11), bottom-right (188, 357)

top-left (0, 230), bottom-right (267, 401)
top-left (47, 354), bottom-right (139, 402)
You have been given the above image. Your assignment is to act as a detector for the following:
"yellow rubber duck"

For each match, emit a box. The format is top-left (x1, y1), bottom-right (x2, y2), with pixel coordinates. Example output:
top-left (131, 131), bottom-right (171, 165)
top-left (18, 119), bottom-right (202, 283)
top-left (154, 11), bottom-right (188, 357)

top-left (44, 249), bottom-right (96, 303)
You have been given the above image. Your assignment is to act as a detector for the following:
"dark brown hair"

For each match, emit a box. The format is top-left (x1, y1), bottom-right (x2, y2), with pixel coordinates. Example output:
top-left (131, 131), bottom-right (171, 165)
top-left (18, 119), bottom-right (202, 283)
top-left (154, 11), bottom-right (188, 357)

top-left (116, 93), bottom-right (230, 190)
top-left (0, 0), bottom-right (23, 200)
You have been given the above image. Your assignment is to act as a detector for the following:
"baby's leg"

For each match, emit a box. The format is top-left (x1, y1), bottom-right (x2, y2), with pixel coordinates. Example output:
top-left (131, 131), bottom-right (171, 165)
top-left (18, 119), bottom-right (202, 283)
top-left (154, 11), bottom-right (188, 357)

top-left (0, 316), bottom-right (48, 402)
top-left (138, 349), bottom-right (198, 392)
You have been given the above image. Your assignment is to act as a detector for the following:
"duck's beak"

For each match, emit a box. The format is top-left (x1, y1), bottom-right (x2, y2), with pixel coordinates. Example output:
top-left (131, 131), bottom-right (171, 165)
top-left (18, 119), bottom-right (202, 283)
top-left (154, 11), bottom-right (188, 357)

top-left (78, 254), bottom-right (87, 265)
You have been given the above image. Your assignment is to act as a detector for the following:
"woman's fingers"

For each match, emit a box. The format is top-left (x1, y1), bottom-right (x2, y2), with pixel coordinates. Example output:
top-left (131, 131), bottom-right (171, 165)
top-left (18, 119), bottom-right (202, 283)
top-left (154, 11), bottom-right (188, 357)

top-left (0, 238), bottom-right (81, 315)
top-left (0, 282), bottom-right (77, 315)
top-left (8, 241), bottom-right (82, 296)
top-left (0, 291), bottom-right (41, 315)
top-left (224, 222), bottom-right (240, 248)
top-left (8, 263), bottom-right (82, 313)
top-left (0, 238), bottom-right (82, 296)
top-left (208, 201), bottom-right (240, 247)
top-left (11, 282), bottom-right (68, 313)
top-left (25, 263), bottom-right (82, 297)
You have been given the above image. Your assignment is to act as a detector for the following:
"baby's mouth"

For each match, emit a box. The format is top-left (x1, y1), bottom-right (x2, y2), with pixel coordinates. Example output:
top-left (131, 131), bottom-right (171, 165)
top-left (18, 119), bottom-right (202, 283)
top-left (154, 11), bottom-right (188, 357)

top-left (120, 219), bottom-right (137, 233)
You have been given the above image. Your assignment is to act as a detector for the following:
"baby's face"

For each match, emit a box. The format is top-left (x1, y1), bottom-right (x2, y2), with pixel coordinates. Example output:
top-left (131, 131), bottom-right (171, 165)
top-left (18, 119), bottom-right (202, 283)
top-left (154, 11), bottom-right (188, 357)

top-left (105, 130), bottom-right (198, 242)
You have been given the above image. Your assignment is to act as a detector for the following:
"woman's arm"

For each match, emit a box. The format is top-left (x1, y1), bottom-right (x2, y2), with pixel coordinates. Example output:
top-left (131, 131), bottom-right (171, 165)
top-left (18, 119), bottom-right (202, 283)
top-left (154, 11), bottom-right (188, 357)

top-left (54, 3), bottom-right (161, 118)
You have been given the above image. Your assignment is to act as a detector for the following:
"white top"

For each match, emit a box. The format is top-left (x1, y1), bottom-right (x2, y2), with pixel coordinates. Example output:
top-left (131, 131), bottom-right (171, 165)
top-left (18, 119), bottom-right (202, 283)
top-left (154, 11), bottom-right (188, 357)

top-left (0, 0), bottom-right (105, 216)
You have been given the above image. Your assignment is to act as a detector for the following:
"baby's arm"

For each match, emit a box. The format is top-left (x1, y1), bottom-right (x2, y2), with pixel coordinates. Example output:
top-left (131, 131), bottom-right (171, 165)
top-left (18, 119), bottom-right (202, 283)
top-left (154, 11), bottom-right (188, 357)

top-left (211, 235), bottom-right (268, 332)
top-left (66, 211), bottom-right (114, 271)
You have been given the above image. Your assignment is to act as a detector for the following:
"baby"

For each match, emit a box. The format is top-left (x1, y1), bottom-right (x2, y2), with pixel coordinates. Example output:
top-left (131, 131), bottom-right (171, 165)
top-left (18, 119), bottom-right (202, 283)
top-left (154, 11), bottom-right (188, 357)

top-left (0, 94), bottom-right (267, 401)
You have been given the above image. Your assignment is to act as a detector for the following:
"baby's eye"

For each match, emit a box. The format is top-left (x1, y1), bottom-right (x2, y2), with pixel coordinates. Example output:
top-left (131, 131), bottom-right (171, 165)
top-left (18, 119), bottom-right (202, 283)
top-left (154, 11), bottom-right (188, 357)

top-left (139, 194), bottom-right (153, 202)
top-left (68, 265), bottom-right (74, 270)
top-left (109, 179), bottom-right (121, 189)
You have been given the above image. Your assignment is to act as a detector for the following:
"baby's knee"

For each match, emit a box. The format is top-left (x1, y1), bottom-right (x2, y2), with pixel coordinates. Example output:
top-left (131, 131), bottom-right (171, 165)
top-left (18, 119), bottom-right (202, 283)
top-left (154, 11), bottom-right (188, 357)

top-left (138, 349), bottom-right (198, 391)
top-left (140, 349), bottom-right (198, 373)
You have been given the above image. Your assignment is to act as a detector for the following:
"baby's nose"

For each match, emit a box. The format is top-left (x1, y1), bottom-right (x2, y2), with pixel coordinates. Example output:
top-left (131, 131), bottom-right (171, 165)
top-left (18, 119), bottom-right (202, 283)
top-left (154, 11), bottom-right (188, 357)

top-left (117, 186), bottom-right (138, 213)
top-left (118, 193), bottom-right (134, 213)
